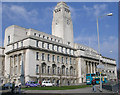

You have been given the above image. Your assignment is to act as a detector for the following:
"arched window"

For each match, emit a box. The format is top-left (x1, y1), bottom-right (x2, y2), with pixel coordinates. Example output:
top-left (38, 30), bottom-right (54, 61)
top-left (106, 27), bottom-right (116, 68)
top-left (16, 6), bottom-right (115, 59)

top-left (66, 68), bottom-right (68, 75)
top-left (62, 65), bottom-right (65, 75)
top-left (42, 63), bottom-right (46, 74)
top-left (48, 66), bottom-right (50, 74)
top-left (70, 66), bottom-right (73, 75)
top-left (52, 64), bottom-right (56, 74)
top-left (58, 67), bottom-right (60, 74)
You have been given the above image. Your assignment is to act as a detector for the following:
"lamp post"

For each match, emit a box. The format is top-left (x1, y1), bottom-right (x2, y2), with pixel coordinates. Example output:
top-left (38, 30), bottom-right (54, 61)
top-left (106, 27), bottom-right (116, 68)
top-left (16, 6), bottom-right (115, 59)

top-left (96, 13), bottom-right (112, 92)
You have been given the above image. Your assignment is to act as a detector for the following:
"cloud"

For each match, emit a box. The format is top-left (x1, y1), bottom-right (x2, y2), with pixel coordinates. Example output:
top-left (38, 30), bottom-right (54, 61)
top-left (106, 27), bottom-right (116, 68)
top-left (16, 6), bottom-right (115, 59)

top-left (83, 4), bottom-right (108, 17)
top-left (105, 24), bottom-right (110, 28)
top-left (74, 33), bottom-right (98, 50)
top-left (2, 4), bottom-right (53, 25)
top-left (3, 4), bottom-right (39, 24)
top-left (101, 36), bottom-right (118, 57)
top-left (74, 33), bottom-right (118, 61)
top-left (68, 5), bottom-right (81, 21)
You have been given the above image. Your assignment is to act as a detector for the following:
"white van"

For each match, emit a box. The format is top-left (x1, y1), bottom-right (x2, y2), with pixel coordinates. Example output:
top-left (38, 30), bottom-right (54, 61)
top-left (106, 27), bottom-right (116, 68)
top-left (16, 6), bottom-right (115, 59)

top-left (42, 81), bottom-right (53, 87)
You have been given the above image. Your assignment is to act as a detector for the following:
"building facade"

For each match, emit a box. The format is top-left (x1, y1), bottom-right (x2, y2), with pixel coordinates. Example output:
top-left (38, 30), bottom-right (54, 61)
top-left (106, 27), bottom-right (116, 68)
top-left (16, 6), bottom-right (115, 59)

top-left (2, 2), bottom-right (117, 86)
top-left (0, 47), bottom-right (5, 85)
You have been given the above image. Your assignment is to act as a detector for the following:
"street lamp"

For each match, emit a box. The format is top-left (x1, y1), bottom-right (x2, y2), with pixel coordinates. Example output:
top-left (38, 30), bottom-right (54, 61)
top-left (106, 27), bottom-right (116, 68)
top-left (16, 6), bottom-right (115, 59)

top-left (96, 13), bottom-right (113, 92)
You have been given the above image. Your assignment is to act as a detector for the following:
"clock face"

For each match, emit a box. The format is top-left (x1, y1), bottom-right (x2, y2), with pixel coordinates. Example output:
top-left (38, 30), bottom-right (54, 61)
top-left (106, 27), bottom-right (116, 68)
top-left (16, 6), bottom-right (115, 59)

top-left (67, 19), bottom-right (70, 25)
top-left (56, 20), bottom-right (59, 25)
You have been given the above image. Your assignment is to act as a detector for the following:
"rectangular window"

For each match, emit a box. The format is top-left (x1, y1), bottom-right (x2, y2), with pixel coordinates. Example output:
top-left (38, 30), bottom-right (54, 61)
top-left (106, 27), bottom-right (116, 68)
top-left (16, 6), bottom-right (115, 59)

top-left (69, 49), bottom-right (71, 54)
top-left (70, 58), bottom-right (71, 64)
top-left (61, 47), bottom-right (63, 53)
top-left (13, 44), bottom-right (14, 49)
top-left (36, 52), bottom-right (39, 60)
top-left (48, 54), bottom-right (50, 62)
top-left (43, 35), bottom-right (45, 38)
top-left (62, 57), bottom-right (64, 63)
top-left (42, 42), bottom-right (44, 48)
top-left (66, 58), bottom-right (68, 64)
top-left (21, 41), bottom-right (23, 47)
top-left (42, 53), bottom-right (45, 61)
top-left (57, 46), bottom-right (59, 52)
top-left (34, 33), bottom-right (36, 36)
top-left (36, 40), bottom-right (39, 47)
top-left (17, 43), bottom-right (18, 48)
top-left (52, 45), bottom-right (54, 50)
top-left (57, 56), bottom-right (59, 63)
top-left (52, 55), bottom-right (55, 62)
top-left (47, 43), bottom-right (49, 49)
top-left (8, 36), bottom-right (10, 44)
top-left (65, 48), bottom-right (67, 54)
top-left (36, 65), bottom-right (39, 74)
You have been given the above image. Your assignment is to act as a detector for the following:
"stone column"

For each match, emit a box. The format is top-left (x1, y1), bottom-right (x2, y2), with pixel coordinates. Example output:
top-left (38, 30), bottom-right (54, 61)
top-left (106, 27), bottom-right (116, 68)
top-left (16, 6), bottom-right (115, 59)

top-left (88, 61), bottom-right (90, 73)
top-left (92, 62), bottom-right (94, 73)
top-left (20, 53), bottom-right (25, 85)
top-left (94, 63), bottom-right (96, 73)
top-left (10, 57), bottom-right (12, 76)
top-left (89, 61), bottom-right (91, 73)
top-left (86, 61), bottom-right (88, 74)
top-left (97, 63), bottom-right (98, 72)
top-left (17, 55), bottom-right (19, 74)
top-left (13, 56), bottom-right (14, 76)
top-left (90, 62), bottom-right (92, 73)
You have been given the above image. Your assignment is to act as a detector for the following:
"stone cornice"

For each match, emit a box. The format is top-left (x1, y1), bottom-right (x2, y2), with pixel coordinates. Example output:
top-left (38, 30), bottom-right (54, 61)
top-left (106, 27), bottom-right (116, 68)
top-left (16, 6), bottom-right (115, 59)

top-left (79, 55), bottom-right (116, 66)
top-left (5, 46), bottom-right (76, 58)
top-left (7, 36), bottom-right (76, 50)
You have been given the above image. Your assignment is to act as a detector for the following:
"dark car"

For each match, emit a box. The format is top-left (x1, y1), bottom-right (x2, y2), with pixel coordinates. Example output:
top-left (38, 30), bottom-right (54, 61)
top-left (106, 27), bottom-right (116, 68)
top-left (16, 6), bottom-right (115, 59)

top-left (2, 83), bottom-right (12, 90)
top-left (25, 81), bottom-right (39, 87)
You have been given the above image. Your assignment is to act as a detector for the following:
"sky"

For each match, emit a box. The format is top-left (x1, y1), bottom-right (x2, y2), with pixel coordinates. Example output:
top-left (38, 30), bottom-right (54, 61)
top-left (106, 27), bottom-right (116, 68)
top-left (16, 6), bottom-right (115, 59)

top-left (1, 2), bottom-right (118, 68)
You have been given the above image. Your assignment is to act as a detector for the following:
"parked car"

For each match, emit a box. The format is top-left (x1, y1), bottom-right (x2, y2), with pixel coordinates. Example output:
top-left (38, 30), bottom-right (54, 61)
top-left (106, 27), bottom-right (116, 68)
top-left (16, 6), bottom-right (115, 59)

top-left (25, 81), bottom-right (38, 87)
top-left (42, 81), bottom-right (53, 87)
top-left (2, 83), bottom-right (12, 90)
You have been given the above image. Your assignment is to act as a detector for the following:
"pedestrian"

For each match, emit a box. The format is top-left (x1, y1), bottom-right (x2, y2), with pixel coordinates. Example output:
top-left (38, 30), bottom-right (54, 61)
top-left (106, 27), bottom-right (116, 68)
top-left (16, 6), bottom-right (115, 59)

top-left (39, 81), bottom-right (41, 86)
top-left (11, 82), bottom-right (15, 94)
top-left (92, 78), bottom-right (96, 92)
top-left (18, 83), bottom-right (21, 94)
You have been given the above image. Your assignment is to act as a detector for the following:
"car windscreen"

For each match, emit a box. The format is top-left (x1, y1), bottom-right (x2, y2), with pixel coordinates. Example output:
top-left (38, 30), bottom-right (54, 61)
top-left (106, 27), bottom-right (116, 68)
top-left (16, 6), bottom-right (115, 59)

top-left (86, 74), bottom-right (90, 76)
top-left (91, 74), bottom-right (96, 76)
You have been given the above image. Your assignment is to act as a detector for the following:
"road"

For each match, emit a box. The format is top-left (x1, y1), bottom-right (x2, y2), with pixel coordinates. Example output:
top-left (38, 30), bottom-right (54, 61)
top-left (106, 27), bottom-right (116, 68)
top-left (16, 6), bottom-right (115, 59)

top-left (0, 85), bottom-right (119, 95)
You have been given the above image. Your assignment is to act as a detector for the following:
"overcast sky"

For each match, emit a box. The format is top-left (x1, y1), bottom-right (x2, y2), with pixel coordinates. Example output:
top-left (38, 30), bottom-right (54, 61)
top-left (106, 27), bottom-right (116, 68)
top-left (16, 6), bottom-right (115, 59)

top-left (1, 2), bottom-right (118, 68)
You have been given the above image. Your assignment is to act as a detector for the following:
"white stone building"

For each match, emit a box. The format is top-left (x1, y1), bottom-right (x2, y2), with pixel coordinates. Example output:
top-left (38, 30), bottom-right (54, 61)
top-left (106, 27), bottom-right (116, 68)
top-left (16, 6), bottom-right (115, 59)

top-left (2, 2), bottom-right (117, 85)
top-left (0, 47), bottom-right (5, 85)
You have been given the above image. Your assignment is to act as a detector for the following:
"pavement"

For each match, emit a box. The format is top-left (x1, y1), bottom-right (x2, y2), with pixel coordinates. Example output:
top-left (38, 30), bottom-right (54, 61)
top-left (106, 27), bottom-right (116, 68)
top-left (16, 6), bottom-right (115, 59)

top-left (22, 85), bottom-right (117, 93)
top-left (0, 85), bottom-right (119, 95)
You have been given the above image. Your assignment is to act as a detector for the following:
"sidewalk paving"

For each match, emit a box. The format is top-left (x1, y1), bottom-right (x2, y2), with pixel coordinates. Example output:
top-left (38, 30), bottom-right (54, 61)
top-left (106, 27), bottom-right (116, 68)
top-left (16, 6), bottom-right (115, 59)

top-left (22, 85), bottom-right (118, 94)
top-left (0, 85), bottom-right (119, 95)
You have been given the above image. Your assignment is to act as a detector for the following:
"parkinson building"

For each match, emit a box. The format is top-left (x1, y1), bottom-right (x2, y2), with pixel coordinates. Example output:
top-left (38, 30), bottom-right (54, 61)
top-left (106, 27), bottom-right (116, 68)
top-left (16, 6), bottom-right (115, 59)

top-left (2, 2), bottom-right (117, 85)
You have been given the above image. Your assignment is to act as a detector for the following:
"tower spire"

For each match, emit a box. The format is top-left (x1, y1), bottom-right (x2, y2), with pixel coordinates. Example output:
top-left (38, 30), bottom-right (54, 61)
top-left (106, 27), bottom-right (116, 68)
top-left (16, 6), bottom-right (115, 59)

top-left (52, 2), bottom-right (74, 47)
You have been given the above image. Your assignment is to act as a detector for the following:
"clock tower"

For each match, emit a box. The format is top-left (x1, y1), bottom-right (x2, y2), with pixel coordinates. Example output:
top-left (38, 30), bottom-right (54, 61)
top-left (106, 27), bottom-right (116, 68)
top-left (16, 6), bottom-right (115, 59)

top-left (52, 2), bottom-right (74, 47)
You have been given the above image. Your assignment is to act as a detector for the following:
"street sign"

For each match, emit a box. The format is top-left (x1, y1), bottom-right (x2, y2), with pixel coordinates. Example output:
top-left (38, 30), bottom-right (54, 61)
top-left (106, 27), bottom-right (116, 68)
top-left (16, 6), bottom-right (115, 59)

top-left (97, 65), bottom-right (104, 69)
